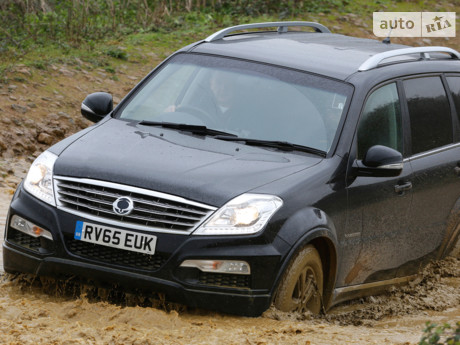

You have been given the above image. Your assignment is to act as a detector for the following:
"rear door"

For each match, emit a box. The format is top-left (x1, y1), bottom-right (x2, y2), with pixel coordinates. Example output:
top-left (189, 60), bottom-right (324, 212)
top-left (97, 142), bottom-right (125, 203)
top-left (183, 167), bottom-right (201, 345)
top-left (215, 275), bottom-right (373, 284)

top-left (397, 74), bottom-right (460, 277)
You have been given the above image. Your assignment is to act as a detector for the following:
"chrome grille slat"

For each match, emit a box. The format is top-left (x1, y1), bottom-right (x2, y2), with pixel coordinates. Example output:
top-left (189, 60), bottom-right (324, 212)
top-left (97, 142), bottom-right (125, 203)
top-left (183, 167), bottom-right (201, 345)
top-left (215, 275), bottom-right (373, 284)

top-left (59, 196), bottom-right (111, 215)
top-left (129, 197), bottom-right (209, 216)
top-left (133, 206), bottom-right (202, 221)
top-left (57, 189), bottom-right (203, 221)
top-left (54, 177), bottom-right (216, 234)
top-left (58, 197), bottom-right (196, 227)
top-left (57, 181), bottom-right (209, 216)
top-left (58, 189), bottom-right (113, 206)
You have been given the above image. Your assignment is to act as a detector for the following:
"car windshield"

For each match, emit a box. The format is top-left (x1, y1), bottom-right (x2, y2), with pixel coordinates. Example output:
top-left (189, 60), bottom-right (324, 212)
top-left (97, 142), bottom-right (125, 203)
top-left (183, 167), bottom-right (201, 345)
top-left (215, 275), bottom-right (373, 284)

top-left (117, 54), bottom-right (352, 153)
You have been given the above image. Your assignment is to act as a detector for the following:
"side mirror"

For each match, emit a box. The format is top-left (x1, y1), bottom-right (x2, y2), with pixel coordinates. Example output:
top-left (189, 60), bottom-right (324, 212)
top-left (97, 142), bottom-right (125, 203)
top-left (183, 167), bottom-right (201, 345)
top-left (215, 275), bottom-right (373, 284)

top-left (355, 145), bottom-right (403, 177)
top-left (81, 92), bottom-right (113, 123)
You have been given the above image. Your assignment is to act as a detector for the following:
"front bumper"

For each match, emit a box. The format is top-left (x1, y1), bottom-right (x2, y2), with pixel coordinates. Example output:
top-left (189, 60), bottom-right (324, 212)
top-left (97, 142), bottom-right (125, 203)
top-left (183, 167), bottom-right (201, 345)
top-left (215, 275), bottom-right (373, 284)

top-left (2, 184), bottom-right (289, 316)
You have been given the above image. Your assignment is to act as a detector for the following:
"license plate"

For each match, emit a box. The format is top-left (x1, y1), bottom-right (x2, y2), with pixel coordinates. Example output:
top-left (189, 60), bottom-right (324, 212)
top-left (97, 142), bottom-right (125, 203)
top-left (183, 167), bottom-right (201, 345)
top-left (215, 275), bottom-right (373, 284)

top-left (74, 221), bottom-right (156, 255)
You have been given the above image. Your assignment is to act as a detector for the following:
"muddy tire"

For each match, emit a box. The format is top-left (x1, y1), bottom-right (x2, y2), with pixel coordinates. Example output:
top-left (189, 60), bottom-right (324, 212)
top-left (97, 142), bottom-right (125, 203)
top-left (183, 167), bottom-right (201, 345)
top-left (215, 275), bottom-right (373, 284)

top-left (274, 245), bottom-right (323, 314)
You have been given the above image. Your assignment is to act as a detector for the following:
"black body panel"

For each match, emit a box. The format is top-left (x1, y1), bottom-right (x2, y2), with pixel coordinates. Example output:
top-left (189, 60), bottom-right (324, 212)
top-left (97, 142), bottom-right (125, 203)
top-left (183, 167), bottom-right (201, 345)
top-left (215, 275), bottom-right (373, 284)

top-left (54, 118), bottom-right (322, 206)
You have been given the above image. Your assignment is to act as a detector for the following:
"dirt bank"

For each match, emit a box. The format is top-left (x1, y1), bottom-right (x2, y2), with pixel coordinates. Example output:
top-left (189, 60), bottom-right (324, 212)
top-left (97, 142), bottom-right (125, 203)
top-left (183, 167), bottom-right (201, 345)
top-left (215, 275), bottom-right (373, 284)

top-left (0, 54), bottom-right (159, 180)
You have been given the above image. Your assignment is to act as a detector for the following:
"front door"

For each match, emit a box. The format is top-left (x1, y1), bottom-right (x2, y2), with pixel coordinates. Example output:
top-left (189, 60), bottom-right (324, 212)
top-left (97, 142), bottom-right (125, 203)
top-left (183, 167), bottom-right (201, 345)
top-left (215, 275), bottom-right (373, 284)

top-left (343, 82), bottom-right (413, 286)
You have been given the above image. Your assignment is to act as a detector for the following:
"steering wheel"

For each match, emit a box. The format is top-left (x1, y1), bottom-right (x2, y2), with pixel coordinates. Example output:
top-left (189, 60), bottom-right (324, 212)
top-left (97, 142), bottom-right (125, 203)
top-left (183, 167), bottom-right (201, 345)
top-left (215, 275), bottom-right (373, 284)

top-left (176, 105), bottom-right (216, 127)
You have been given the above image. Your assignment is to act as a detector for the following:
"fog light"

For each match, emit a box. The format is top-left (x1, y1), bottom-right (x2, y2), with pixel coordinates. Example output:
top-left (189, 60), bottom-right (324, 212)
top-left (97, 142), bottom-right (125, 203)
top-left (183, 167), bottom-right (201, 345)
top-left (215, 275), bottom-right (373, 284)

top-left (10, 215), bottom-right (53, 240)
top-left (180, 260), bottom-right (250, 275)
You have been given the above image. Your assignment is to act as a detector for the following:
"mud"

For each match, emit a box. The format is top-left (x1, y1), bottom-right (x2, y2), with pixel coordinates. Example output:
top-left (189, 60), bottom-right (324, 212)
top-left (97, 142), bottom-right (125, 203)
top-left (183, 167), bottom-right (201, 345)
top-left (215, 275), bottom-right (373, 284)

top-left (0, 260), bottom-right (458, 345)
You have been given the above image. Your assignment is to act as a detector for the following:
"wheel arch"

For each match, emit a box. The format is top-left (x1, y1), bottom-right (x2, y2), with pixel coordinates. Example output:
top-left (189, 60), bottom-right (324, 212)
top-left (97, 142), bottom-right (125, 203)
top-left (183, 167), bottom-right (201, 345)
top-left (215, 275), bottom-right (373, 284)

top-left (309, 236), bottom-right (337, 310)
top-left (271, 207), bottom-right (339, 311)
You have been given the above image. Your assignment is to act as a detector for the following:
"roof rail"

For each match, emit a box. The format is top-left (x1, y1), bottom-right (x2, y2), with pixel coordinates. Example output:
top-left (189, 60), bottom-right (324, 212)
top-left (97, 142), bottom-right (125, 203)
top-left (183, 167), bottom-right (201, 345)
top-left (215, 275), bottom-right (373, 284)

top-left (205, 21), bottom-right (330, 42)
top-left (358, 47), bottom-right (460, 71)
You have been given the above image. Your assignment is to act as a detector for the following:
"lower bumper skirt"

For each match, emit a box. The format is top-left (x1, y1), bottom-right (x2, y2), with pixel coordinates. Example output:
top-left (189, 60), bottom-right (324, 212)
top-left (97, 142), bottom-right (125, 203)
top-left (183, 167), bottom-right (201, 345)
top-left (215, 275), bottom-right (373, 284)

top-left (2, 242), bottom-right (272, 316)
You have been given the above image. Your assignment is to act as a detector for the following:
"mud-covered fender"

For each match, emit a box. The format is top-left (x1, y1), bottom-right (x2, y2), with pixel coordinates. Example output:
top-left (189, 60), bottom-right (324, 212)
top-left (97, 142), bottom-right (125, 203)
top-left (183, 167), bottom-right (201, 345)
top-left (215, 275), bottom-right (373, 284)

top-left (271, 207), bottom-right (338, 308)
top-left (276, 207), bottom-right (337, 246)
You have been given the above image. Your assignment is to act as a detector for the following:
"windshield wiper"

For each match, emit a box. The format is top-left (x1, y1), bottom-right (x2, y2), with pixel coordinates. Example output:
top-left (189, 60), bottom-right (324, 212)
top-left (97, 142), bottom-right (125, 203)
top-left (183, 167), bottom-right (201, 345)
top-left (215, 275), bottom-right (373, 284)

top-left (138, 121), bottom-right (238, 137)
top-left (214, 136), bottom-right (326, 157)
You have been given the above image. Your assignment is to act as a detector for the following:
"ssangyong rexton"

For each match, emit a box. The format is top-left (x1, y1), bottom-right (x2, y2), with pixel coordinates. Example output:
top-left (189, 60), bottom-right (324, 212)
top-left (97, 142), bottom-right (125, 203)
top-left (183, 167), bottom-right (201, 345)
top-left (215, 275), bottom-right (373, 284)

top-left (3, 22), bottom-right (460, 316)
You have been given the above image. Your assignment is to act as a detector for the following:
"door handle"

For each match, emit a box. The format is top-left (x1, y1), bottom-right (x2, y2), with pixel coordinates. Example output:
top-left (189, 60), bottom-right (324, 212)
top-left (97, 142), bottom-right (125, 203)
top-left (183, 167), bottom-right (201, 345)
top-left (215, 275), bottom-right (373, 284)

top-left (394, 181), bottom-right (412, 194)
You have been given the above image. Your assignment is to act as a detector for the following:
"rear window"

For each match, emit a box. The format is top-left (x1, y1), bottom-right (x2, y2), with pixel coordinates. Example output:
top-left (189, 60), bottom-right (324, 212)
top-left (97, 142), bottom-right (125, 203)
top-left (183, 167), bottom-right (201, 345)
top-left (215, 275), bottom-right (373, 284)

top-left (404, 77), bottom-right (453, 154)
top-left (447, 76), bottom-right (460, 126)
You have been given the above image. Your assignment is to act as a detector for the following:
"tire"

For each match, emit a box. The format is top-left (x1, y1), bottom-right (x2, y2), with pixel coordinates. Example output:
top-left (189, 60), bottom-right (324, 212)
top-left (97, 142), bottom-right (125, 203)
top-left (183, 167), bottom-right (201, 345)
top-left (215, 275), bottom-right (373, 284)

top-left (274, 245), bottom-right (324, 314)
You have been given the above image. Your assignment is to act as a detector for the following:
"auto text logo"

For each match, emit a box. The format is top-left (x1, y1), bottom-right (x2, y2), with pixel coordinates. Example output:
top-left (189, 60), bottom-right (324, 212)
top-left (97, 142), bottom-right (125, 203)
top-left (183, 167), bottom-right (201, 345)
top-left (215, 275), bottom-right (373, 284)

top-left (373, 12), bottom-right (456, 37)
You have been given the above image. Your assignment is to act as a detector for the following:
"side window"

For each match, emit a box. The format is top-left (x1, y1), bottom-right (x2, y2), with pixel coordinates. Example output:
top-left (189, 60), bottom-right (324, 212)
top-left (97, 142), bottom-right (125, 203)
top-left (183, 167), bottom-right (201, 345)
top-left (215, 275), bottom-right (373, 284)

top-left (404, 77), bottom-right (452, 154)
top-left (447, 76), bottom-right (460, 125)
top-left (357, 83), bottom-right (402, 159)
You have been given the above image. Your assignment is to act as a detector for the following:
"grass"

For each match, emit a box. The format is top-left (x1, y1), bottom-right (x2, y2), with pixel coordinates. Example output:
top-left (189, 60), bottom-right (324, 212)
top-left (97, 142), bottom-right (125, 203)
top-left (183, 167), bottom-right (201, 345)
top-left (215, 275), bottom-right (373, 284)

top-left (0, 1), bottom-right (459, 81)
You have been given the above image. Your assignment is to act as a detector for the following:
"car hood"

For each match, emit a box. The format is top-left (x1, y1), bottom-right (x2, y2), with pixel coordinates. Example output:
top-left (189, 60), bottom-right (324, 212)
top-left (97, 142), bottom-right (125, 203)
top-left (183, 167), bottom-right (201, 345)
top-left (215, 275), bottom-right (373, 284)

top-left (54, 119), bottom-right (322, 206)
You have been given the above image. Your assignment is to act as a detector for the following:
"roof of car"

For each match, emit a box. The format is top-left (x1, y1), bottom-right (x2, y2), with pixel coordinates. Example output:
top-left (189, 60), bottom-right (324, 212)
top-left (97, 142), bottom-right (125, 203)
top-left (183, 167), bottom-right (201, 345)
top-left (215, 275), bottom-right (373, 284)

top-left (189, 31), bottom-right (446, 80)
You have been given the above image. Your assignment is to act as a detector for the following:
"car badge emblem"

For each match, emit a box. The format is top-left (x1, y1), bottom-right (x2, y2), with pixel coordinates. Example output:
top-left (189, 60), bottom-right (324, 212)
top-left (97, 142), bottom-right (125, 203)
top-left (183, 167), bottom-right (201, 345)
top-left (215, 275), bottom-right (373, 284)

top-left (113, 197), bottom-right (134, 215)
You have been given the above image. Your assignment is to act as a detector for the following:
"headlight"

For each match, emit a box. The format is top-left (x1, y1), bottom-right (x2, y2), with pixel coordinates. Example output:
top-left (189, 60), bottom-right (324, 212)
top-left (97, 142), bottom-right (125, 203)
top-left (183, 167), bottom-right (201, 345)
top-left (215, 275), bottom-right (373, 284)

top-left (24, 151), bottom-right (58, 206)
top-left (194, 194), bottom-right (283, 235)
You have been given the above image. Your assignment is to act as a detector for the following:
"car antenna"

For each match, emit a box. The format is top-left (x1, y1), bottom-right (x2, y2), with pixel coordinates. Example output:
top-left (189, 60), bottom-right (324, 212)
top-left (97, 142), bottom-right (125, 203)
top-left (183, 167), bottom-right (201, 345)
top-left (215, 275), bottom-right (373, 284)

top-left (382, 25), bottom-right (393, 44)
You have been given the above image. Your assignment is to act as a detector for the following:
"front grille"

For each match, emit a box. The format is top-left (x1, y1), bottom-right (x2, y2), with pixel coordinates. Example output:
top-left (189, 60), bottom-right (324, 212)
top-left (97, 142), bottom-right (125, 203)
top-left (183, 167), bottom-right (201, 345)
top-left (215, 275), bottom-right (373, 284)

top-left (66, 238), bottom-right (168, 271)
top-left (7, 229), bottom-right (41, 252)
top-left (198, 272), bottom-right (250, 289)
top-left (54, 177), bottom-right (215, 233)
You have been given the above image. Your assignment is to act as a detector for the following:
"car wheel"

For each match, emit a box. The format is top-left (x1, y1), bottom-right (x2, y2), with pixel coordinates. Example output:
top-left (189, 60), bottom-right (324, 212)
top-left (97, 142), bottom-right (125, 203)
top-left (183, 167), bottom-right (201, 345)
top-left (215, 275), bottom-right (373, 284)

top-left (274, 245), bottom-right (323, 314)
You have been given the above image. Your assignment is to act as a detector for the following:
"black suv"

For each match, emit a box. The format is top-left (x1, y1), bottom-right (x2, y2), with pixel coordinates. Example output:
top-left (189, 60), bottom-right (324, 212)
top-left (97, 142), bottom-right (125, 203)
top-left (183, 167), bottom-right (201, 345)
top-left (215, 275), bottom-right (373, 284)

top-left (3, 22), bottom-right (460, 316)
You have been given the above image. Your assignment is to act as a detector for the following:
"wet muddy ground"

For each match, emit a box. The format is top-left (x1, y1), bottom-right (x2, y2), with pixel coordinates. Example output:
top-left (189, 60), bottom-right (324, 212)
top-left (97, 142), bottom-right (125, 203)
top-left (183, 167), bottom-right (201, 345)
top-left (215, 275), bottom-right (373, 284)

top-left (0, 188), bottom-right (459, 344)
